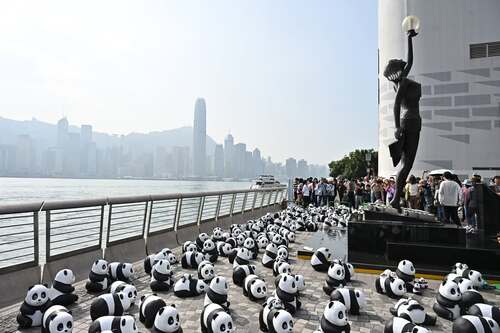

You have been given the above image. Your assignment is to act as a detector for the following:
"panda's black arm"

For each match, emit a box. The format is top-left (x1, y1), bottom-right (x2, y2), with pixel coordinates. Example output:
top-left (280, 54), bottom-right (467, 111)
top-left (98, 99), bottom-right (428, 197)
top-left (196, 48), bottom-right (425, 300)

top-left (19, 302), bottom-right (36, 315)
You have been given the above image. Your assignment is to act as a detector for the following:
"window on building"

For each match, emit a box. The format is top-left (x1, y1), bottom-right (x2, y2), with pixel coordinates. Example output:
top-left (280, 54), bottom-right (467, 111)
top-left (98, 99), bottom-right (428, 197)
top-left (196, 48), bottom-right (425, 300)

top-left (470, 41), bottom-right (500, 58)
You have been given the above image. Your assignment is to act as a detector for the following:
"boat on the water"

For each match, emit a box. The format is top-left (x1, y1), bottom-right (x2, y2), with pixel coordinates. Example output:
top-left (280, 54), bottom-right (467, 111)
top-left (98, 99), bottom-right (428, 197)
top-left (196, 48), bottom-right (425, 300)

top-left (250, 175), bottom-right (285, 189)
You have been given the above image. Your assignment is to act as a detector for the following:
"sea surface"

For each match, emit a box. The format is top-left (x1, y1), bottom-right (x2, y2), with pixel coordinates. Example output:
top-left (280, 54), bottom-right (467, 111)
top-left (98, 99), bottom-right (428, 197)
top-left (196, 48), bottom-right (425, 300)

top-left (0, 177), bottom-right (253, 204)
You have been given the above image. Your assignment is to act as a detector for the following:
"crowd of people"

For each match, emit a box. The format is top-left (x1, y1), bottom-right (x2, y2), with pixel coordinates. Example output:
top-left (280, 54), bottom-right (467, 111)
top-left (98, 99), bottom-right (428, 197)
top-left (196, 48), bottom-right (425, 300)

top-left (293, 174), bottom-right (500, 233)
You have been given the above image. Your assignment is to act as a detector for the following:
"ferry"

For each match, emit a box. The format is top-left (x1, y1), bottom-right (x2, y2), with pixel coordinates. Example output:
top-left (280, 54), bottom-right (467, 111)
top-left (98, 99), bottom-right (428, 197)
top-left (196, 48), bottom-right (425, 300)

top-left (250, 175), bottom-right (285, 189)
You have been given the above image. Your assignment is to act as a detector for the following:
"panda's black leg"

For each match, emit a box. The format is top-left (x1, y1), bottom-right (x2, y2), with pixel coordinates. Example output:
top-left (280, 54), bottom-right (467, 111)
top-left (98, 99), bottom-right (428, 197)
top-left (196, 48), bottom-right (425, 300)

top-left (375, 278), bottom-right (383, 294)
top-left (259, 311), bottom-right (268, 332)
top-left (432, 303), bottom-right (453, 321)
top-left (16, 313), bottom-right (32, 329)
top-left (200, 315), bottom-right (208, 333)
top-left (424, 313), bottom-right (437, 326)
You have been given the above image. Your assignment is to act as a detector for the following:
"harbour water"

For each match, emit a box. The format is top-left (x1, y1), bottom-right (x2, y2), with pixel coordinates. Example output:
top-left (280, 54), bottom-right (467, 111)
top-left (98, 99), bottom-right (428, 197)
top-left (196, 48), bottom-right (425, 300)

top-left (0, 177), bottom-right (253, 203)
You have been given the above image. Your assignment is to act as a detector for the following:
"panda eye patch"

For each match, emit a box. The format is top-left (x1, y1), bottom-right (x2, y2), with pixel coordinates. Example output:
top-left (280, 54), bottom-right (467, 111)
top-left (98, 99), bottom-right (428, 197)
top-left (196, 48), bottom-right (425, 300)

top-left (128, 292), bottom-right (132, 298)
top-left (67, 321), bottom-right (72, 328)
top-left (102, 264), bottom-right (106, 270)
top-left (41, 292), bottom-right (46, 298)
top-left (282, 322), bottom-right (288, 329)
top-left (338, 311), bottom-right (344, 319)
top-left (398, 285), bottom-right (403, 290)
top-left (450, 288), bottom-right (456, 295)
top-left (168, 316), bottom-right (174, 325)
top-left (32, 293), bottom-right (38, 300)
top-left (220, 323), bottom-right (226, 331)
top-left (57, 323), bottom-right (63, 331)
top-left (257, 287), bottom-right (261, 293)
top-left (176, 314), bottom-right (179, 321)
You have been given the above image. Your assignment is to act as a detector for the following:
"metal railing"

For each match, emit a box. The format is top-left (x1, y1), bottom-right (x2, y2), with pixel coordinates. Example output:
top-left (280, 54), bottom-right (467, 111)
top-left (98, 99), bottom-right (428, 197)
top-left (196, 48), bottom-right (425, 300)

top-left (0, 187), bottom-right (287, 274)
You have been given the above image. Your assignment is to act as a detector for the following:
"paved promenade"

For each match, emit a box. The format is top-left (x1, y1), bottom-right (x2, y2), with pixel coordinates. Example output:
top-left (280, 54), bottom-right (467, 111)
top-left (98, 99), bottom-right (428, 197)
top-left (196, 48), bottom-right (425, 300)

top-left (2, 230), bottom-right (499, 332)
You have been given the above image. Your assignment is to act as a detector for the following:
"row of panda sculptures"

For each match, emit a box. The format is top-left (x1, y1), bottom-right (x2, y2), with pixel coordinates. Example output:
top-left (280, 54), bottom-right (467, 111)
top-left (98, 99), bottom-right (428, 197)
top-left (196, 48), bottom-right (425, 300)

top-left (14, 204), bottom-right (499, 333)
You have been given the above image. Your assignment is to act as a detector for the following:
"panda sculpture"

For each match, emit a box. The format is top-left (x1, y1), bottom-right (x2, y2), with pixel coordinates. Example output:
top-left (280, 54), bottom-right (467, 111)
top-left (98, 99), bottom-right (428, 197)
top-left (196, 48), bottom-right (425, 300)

top-left (182, 241), bottom-right (197, 253)
top-left (204, 276), bottom-right (230, 310)
top-left (452, 277), bottom-right (485, 311)
top-left (86, 259), bottom-right (111, 293)
top-left (263, 308), bottom-right (294, 333)
top-left (317, 301), bottom-right (350, 333)
top-left (41, 305), bottom-right (73, 333)
top-left (389, 298), bottom-right (436, 326)
top-left (468, 303), bottom-right (500, 326)
top-left (202, 239), bottom-right (218, 263)
top-left (152, 304), bottom-right (183, 333)
top-left (262, 243), bottom-right (278, 268)
top-left (173, 274), bottom-right (207, 298)
top-left (275, 274), bottom-right (301, 315)
top-left (276, 245), bottom-right (289, 262)
top-left (395, 260), bottom-right (416, 292)
top-left (323, 262), bottom-right (346, 295)
top-left (200, 303), bottom-right (234, 333)
top-left (217, 241), bottom-right (234, 257)
top-left (306, 221), bottom-right (318, 232)
top-left (311, 247), bottom-right (332, 272)
top-left (108, 262), bottom-right (134, 283)
top-left (232, 264), bottom-right (257, 287)
top-left (180, 250), bottom-right (205, 269)
top-left (110, 281), bottom-right (138, 306)
top-left (144, 249), bottom-right (177, 275)
top-left (243, 237), bottom-right (259, 259)
top-left (334, 259), bottom-right (354, 283)
top-left (375, 269), bottom-right (406, 299)
top-left (273, 260), bottom-right (292, 277)
top-left (196, 233), bottom-right (210, 250)
top-left (452, 315), bottom-right (500, 333)
top-left (48, 269), bottom-right (78, 306)
top-left (236, 234), bottom-right (246, 247)
top-left (384, 317), bottom-right (429, 333)
top-left (433, 279), bottom-right (462, 321)
top-left (88, 315), bottom-right (138, 333)
top-left (459, 269), bottom-right (484, 289)
top-left (257, 236), bottom-right (269, 250)
top-left (259, 296), bottom-right (285, 332)
top-left (198, 260), bottom-right (216, 283)
top-left (452, 262), bottom-right (469, 275)
top-left (243, 275), bottom-right (268, 301)
top-left (212, 227), bottom-right (225, 242)
top-left (294, 274), bottom-right (306, 295)
top-left (17, 284), bottom-right (52, 328)
top-left (233, 247), bottom-right (252, 268)
top-left (151, 259), bottom-right (175, 292)
top-left (89, 291), bottom-right (132, 321)
top-left (139, 294), bottom-right (166, 328)
top-left (330, 288), bottom-right (366, 315)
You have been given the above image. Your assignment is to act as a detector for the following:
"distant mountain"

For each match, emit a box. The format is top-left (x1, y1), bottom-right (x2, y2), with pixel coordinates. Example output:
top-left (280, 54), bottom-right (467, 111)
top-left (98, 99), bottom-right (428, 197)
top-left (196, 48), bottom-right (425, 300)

top-left (0, 117), bottom-right (217, 154)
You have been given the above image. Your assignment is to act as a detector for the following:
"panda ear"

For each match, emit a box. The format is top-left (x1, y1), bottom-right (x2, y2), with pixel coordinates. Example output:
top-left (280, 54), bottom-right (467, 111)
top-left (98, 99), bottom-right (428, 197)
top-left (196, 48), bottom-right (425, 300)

top-left (212, 313), bottom-right (218, 320)
top-left (141, 295), bottom-right (146, 302)
top-left (273, 312), bottom-right (280, 318)
top-left (171, 304), bottom-right (176, 308)
top-left (64, 270), bottom-right (68, 275)
top-left (28, 285), bottom-right (34, 291)
top-left (158, 308), bottom-right (164, 315)
top-left (216, 277), bottom-right (219, 283)
top-left (67, 310), bottom-right (72, 315)
top-left (121, 318), bottom-right (126, 326)
top-left (48, 313), bottom-right (58, 322)
top-left (119, 294), bottom-right (124, 300)
top-left (328, 301), bottom-right (334, 308)
top-left (43, 283), bottom-right (49, 288)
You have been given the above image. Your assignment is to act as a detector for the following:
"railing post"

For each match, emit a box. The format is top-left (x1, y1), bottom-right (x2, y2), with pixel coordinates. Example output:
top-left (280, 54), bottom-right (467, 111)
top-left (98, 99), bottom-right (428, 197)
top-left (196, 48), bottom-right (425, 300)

top-left (146, 200), bottom-right (154, 237)
top-left (106, 204), bottom-right (113, 247)
top-left (98, 205), bottom-right (105, 248)
top-left (215, 194), bottom-right (222, 221)
top-left (142, 201), bottom-right (149, 239)
top-left (267, 190), bottom-right (273, 206)
top-left (33, 211), bottom-right (39, 266)
top-left (251, 191), bottom-right (257, 210)
top-left (174, 198), bottom-right (183, 231)
top-left (196, 196), bottom-right (204, 227)
top-left (45, 210), bottom-right (51, 262)
top-left (242, 193), bottom-right (248, 213)
top-left (229, 193), bottom-right (236, 217)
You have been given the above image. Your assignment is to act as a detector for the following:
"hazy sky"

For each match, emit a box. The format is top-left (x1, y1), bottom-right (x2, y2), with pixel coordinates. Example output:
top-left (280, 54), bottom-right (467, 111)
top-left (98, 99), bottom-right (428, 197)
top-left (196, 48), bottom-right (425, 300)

top-left (0, 0), bottom-right (378, 165)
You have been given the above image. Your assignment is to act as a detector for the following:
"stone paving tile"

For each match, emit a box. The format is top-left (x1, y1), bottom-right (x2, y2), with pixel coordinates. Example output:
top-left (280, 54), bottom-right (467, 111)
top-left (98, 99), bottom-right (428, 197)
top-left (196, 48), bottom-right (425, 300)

top-left (2, 229), bottom-right (499, 333)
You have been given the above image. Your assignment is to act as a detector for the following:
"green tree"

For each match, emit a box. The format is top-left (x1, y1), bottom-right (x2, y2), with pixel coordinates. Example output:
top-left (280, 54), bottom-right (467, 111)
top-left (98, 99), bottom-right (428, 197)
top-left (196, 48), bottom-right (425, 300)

top-left (329, 149), bottom-right (378, 179)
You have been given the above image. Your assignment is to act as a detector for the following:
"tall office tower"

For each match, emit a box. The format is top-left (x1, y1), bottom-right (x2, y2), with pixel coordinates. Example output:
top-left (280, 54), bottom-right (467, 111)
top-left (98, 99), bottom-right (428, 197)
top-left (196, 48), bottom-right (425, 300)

top-left (285, 158), bottom-right (297, 179)
top-left (245, 151), bottom-right (254, 178)
top-left (15, 135), bottom-right (35, 175)
top-left (81, 125), bottom-right (92, 145)
top-left (173, 146), bottom-right (190, 178)
top-left (193, 98), bottom-right (207, 177)
top-left (234, 143), bottom-right (246, 179)
top-left (252, 148), bottom-right (262, 175)
top-left (224, 134), bottom-right (234, 178)
top-left (57, 117), bottom-right (69, 147)
top-left (214, 144), bottom-right (225, 178)
top-left (378, 0), bottom-right (500, 178)
top-left (80, 124), bottom-right (93, 175)
top-left (297, 159), bottom-right (308, 178)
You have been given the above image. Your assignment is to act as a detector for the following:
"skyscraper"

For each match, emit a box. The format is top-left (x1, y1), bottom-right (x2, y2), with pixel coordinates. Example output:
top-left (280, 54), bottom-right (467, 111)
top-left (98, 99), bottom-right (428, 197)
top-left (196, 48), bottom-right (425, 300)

top-left (252, 148), bottom-right (262, 175)
top-left (234, 143), bottom-right (246, 178)
top-left (285, 158), bottom-right (297, 179)
top-left (193, 98), bottom-right (207, 177)
top-left (224, 134), bottom-right (234, 178)
top-left (57, 117), bottom-right (69, 148)
top-left (214, 144), bottom-right (224, 178)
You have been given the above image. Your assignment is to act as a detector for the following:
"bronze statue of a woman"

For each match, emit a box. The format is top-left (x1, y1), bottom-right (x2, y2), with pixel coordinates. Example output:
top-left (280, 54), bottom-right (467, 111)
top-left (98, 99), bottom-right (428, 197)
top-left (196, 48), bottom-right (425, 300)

top-left (383, 26), bottom-right (421, 210)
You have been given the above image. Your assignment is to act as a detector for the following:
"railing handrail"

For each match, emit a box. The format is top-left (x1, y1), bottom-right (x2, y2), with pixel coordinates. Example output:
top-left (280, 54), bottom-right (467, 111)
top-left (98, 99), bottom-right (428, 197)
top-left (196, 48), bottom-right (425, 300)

top-left (0, 187), bottom-right (286, 214)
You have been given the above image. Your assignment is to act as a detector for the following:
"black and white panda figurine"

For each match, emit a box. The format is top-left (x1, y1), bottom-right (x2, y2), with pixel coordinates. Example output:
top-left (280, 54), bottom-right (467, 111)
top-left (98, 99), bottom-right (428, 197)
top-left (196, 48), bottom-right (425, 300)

top-left (294, 274), bottom-right (306, 296)
top-left (139, 294), bottom-right (166, 328)
top-left (468, 303), bottom-right (500, 325)
top-left (152, 304), bottom-right (183, 333)
top-left (395, 259), bottom-right (416, 292)
top-left (389, 298), bottom-right (436, 326)
top-left (452, 277), bottom-right (485, 311)
top-left (273, 260), bottom-right (292, 277)
top-left (459, 269), bottom-right (484, 289)
top-left (217, 241), bottom-right (234, 257)
top-left (232, 264), bottom-right (257, 287)
top-left (433, 279), bottom-right (462, 321)
top-left (202, 239), bottom-right (219, 263)
top-left (262, 243), bottom-right (278, 268)
top-left (306, 221), bottom-right (318, 232)
top-left (333, 259), bottom-right (355, 283)
top-left (212, 227), bottom-right (225, 242)
top-left (173, 274), bottom-right (207, 298)
top-left (205, 276), bottom-right (230, 310)
top-left (151, 259), bottom-right (175, 292)
top-left (198, 260), bottom-right (216, 283)
top-left (48, 269), bottom-right (78, 306)
top-left (200, 303), bottom-right (235, 333)
top-left (110, 281), bottom-right (138, 306)
top-left (384, 317), bottom-right (429, 333)
top-left (182, 241), bottom-right (197, 253)
top-left (86, 259), bottom-right (110, 293)
top-left (181, 250), bottom-right (205, 269)
top-left (276, 245), bottom-right (289, 262)
top-left (236, 234), bottom-right (246, 247)
top-left (323, 262), bottom-right (346, 295)
top-left (311, 247), bottom-right (332, 272)
top-left (317, 301), bottom-right (350, 333)
top-left (452, 315), bottom-right (500, 333)
top-left (259, 296), bottom-right (285, 332)
top-left (88, 315), bottom-right (138, 333)
top-left (233, 247), bottom-right (252, 268)
top-left (17, 284), bottom-right (52, 328)
top-left (275, 274), bottom-right (301, 315)
top-left (89, 291), bottom-right (132, 321)
top-left (264, 308), bottom-right (294, 333)
top-left (196, 233), bottom-right (210, 250)
top-left (145, 248), bottom-right (176, 275)
top-left (257, 236), bottom-right (269, 250)
top-left (41, 305), bottom-right (73, 333)
top-left (108, 262), bottom-right (134, 283)
top-left (243, 237), bottom-right (259, 259)
top-left (330, 288), bottom-right (366, 315)
top-left (375, 269), bottom-right (406, 299)
top-left (243, 274), bottom-right (268, 301)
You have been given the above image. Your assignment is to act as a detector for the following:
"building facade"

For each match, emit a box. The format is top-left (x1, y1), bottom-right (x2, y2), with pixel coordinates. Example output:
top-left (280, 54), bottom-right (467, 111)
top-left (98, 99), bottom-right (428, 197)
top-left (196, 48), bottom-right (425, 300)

top-left (193, 98), bottom-right (207, 177)
top-left (378, 0), bottom-right (500, 179)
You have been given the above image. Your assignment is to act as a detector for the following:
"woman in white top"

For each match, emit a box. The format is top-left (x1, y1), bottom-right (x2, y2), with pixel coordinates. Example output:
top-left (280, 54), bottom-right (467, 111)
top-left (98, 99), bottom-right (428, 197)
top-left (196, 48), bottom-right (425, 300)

top-left (302, 181), bottom-right (310, 207)
top-left (405, 175), bottom-right (419, 209)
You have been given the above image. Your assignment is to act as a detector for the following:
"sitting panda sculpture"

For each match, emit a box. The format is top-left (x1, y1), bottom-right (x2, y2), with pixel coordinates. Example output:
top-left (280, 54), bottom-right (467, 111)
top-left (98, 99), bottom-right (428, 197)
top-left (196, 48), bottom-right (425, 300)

top-left (173, 274), bottom-right (207, 298)
top-left (150, 259), bottom-right (175, 292)
top-left (110, 281), bottom-right (138, 306)
top-left (17, 284), bottom-right (52, 328)
top-left (198, 260), bottom-right (216, 283)
top-left (41, 305), bottom-right (73, 333)
top-left (204, 276), bottom-right (230, 310)
top-left (330, 288), bottom-right (366, 315)
top-left (262, 243), bottom-right (278, 269)
top-left (467, 303), bottom-right (500, 326)
top-left (202, 239), bottom-right (218, 263)
top-left (310, 247), bottom-right (332, 272)
top-left (375, 269), bottom-right (406, 299)
top-left (233, 247), bottom-right (253, 268)
top-left (139, 294), bottom-right (166, 328)
top-left (200, 303), bottom-right (235, 333)
top-left (395, 260), bottom-right (416, 293)
top-left (264, 308), bottom-right (294, 333)
top-left (315, 301), bottom-right (351, 333)
top-left (259, 296), bottom-right (285, 332)
top-left (275, 274), bottom-right (301, 315)
top-left (233, 264), bottom-right (257, 287)
top-left (48, 269), bottom-right (78, 306)
top-left (433, 279), bottom-right (462, 321)
top-left (152, 304), bottom-right (183, 333)
top-left (86, 259), bottom-right (111, 293)
top-left (196, 233), bottom-right (210, 250)
top-left (389, 298), bottom-right (436, 326)
top-left (243, 275), bottom-right (268, 301)
top-left (88, 315), bottom-right (138, 333)
top-left (323, 262), bottom-right (346, 295)
top-left (181, 250), bottom-right (205, 269)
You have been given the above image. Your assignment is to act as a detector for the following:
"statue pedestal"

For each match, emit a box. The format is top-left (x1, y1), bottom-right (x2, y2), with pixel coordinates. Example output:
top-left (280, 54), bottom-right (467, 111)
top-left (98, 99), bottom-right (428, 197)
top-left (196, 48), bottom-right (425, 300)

top-left (362, 204), bottom-right (436, 224)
